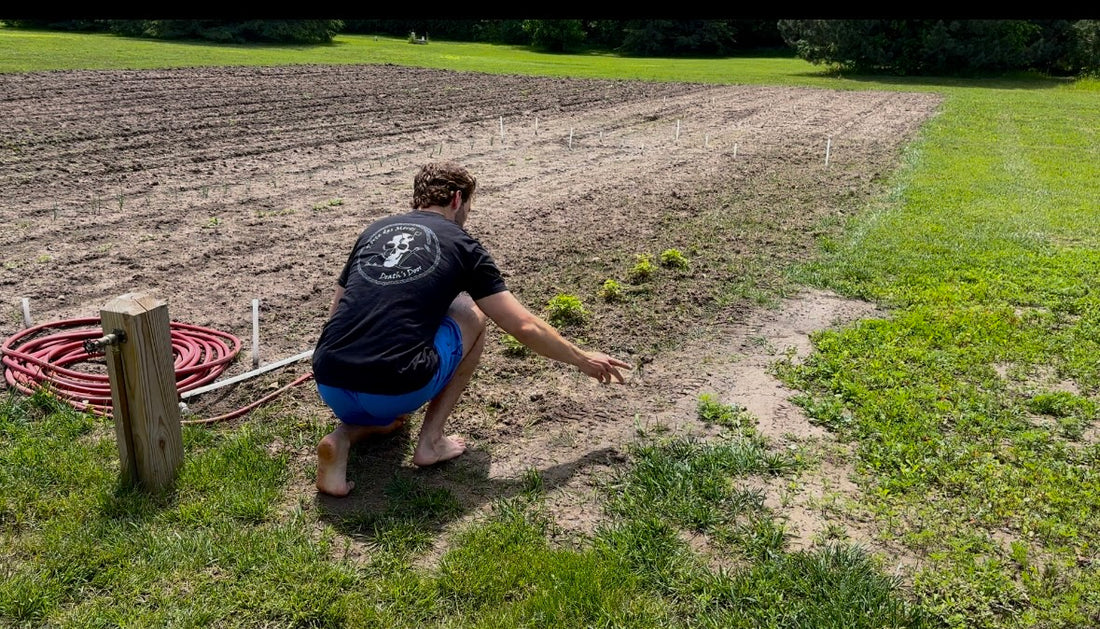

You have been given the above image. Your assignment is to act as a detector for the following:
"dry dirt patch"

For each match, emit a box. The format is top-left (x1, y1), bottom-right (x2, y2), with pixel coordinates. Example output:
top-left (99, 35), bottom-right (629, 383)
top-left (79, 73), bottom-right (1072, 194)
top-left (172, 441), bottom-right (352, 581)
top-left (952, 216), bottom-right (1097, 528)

top-left (0, 65), bottom-right (941, 564)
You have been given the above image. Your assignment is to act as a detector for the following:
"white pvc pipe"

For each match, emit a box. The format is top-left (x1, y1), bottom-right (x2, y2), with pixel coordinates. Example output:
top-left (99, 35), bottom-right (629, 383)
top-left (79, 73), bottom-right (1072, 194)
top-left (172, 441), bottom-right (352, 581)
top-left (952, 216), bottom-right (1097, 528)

top-left (181, 349), bottom-right (314, 400)
top-left (21, 297), bottom-right (32, 328)
top-left (569, 127), bottom-right (573, 150)
top-left (825, 138), bottom-right (832, 166)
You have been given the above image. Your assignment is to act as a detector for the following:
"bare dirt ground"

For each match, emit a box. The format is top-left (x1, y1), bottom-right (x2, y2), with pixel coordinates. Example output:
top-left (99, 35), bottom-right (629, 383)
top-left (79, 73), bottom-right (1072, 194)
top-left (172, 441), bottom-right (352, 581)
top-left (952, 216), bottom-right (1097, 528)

top-left (0, 65), bottom-right (941, 567)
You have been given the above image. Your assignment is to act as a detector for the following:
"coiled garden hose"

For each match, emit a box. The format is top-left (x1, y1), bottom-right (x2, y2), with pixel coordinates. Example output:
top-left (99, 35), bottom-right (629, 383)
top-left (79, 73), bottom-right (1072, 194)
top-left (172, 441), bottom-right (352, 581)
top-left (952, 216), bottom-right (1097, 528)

top-left (1, 317), bottom-right (312, 424)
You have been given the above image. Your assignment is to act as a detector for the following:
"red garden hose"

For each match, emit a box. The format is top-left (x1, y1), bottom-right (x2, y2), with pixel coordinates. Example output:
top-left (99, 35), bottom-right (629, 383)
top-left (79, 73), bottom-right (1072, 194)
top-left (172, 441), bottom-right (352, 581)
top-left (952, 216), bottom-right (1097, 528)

top-left (1, 317), bottom-right (313, 424)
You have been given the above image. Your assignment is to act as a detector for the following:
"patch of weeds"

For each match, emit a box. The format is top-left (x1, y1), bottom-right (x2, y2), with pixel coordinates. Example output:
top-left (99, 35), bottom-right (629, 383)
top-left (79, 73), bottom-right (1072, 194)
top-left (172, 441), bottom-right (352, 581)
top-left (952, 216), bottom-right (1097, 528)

top-left (606, 436), bottom-right (797, 533)
top-left (1025, 391), bottom-right (1097, 439)
top-left (255, 208), bottom-right (296, 218)
top-left (1025, 391), bottom-right (1095, 419)
top-left (545, 294), bottom-right (588, 327)
top-left (336, 473), bottom-right (462, 556)
top-left (500, 334), bottom-right (530, 357)
top-left (598, 278), bottom-right (624, 302)
top-left (912, 554), bottom-right (1030, 628)
top-left (201, 216), bottom-right (221, 229)
top-left (434, 500), bottom-right (666, 626)
top-left (697, 544), bottom-right (929, 627)
top-left (659, 248), bottom-right (689, 270)
top-left (311, 198), bottom-right (344, 212)
top-left (788, 392), bottom-right (856, 436)
top-left (747, 334), bottom-right (778, 355)
top-left (697, 393), bottom-right (756, 434)
top-left (594, 516), bottom-right (706, 594)
top-left (627, 254), bottom-right (655, 284)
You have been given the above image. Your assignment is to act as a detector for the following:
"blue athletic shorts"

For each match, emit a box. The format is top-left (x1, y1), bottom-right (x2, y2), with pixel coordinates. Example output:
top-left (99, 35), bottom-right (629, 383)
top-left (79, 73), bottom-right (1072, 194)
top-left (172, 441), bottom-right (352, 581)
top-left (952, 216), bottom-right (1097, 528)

top-left (316, 316), bottom-right (464, 426)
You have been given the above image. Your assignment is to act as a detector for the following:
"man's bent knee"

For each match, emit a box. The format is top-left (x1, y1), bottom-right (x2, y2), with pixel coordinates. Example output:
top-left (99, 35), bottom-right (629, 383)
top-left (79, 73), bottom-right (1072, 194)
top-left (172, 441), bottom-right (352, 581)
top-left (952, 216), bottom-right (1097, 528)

top-left (448, 294), bottom-right (488, 340)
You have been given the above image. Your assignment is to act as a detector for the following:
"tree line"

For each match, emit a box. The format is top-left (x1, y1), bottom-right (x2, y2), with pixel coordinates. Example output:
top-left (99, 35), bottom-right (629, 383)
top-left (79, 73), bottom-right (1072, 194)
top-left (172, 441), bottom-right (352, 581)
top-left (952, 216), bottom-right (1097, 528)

top-left (4, 19), bottom-right (1097, 76)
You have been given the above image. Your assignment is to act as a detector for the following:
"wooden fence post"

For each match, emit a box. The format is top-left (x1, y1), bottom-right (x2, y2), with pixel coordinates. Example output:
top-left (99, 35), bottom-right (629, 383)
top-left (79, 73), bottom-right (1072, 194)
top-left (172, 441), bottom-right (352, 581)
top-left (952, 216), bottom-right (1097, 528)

top-left (100, 293), bottom-right (183, 491)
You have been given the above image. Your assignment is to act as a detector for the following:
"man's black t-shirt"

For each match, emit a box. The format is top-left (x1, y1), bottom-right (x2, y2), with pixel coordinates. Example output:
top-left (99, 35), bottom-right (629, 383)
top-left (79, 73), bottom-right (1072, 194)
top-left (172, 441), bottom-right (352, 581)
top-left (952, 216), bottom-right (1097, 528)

top-left (312, 210), bottom-right (507, 394)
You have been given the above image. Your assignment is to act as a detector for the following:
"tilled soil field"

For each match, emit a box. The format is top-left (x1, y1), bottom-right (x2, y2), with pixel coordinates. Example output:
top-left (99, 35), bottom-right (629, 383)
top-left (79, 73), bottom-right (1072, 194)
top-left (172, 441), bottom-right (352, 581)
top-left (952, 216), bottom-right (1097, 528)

top-left (0, 64), bottom-right (941, 554)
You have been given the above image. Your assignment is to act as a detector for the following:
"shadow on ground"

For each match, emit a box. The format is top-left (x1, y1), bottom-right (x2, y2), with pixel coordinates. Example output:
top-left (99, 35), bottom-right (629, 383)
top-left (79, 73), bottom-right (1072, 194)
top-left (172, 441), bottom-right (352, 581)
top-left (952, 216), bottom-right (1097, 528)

top-left (314, 423), bottom-right (622, 544)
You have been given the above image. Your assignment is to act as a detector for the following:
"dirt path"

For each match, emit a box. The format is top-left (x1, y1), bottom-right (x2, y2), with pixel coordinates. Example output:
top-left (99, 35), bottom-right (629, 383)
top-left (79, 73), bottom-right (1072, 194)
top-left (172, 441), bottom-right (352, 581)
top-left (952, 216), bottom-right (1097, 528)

top-left (0, 65), bottom-right (941, 564)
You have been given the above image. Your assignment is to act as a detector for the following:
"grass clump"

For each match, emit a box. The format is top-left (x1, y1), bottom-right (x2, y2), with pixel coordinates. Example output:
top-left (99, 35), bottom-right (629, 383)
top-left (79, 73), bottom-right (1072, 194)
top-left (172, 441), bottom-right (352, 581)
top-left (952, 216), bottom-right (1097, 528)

top-left (545, 293), bottom-right (588, 327)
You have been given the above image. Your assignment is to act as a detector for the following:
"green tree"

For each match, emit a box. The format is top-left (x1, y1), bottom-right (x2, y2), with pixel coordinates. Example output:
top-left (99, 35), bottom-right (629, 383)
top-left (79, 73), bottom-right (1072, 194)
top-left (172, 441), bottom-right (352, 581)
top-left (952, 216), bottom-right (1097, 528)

top-left (1072, 20), bottom-right (1100, 75)
top-left (524, 19), bottom-right (585, 53)
top-left (619, 20), bottom-right (739, 57)
top-left (1, 19), bottom-right (344, 44)
top-left (778, 19), bottom-right (1090, 76)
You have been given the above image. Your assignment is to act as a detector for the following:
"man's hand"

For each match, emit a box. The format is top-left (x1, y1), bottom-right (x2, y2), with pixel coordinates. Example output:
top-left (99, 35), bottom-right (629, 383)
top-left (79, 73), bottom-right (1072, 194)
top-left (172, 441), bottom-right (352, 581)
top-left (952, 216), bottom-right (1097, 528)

top-left (578, 351), bottom-right (632, 384)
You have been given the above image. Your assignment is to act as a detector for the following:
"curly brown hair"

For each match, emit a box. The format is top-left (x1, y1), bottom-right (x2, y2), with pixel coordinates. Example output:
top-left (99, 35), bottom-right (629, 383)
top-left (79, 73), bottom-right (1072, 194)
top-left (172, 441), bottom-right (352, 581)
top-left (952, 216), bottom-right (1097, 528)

top-left (412, 161), bottom-right (477, 209)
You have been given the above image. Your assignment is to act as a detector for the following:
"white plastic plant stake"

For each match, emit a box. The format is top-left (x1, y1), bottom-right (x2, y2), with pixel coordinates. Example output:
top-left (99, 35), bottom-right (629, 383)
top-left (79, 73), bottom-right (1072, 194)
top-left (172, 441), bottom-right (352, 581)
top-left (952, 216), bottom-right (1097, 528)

top-left (251, 299), bottom-right (260, 369)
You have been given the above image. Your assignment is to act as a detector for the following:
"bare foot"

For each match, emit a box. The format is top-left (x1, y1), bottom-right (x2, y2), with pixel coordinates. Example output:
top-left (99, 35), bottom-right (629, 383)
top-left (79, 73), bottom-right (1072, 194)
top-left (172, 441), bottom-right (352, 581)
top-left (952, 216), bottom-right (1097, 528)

top-left (412, 434), bottom-right (467, 467)
top-left (316, 432), bottom-right (354, 497)
top-left (315, 418), bottom-right (405, 497)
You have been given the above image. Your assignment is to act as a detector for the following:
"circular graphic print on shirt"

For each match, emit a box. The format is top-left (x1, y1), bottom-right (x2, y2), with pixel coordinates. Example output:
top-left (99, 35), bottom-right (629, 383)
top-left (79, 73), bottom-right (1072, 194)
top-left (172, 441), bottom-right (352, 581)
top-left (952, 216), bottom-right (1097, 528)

top-left (355, 222), bottom-right (441, 285)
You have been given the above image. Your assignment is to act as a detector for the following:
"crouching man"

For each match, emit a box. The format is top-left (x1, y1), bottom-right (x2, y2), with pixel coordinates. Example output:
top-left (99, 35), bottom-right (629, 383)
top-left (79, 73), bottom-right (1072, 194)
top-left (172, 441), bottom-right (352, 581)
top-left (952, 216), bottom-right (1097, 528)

top-left (312, 161), bottom-right (630, 496)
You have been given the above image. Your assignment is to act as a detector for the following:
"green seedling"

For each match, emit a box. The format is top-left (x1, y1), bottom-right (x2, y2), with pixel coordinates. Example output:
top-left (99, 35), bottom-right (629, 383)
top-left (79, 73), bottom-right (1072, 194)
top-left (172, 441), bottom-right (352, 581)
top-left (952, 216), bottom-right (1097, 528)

top-left (660, 248), bottom-right (689, 270)
top-left (628, 254), bottom-right (655, 284)
top-left (598, 278), bottom-right (624, 302)
top-left (501, 334), bottom-right (530, 357)
top-left (545, 293), bottom-right (588, 327)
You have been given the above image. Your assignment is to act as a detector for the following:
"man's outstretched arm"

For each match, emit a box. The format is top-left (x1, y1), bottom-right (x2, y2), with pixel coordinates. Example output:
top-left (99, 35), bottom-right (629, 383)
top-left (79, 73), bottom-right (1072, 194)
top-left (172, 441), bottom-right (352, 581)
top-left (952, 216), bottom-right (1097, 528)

top-left (475, 290), bottom-right (631, 384)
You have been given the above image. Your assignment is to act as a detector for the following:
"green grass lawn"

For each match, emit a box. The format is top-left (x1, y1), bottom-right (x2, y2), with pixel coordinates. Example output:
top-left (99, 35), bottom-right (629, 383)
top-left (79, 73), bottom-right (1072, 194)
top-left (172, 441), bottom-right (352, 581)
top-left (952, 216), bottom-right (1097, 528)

top-left (2, 27), bottom-right (1098, 628)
